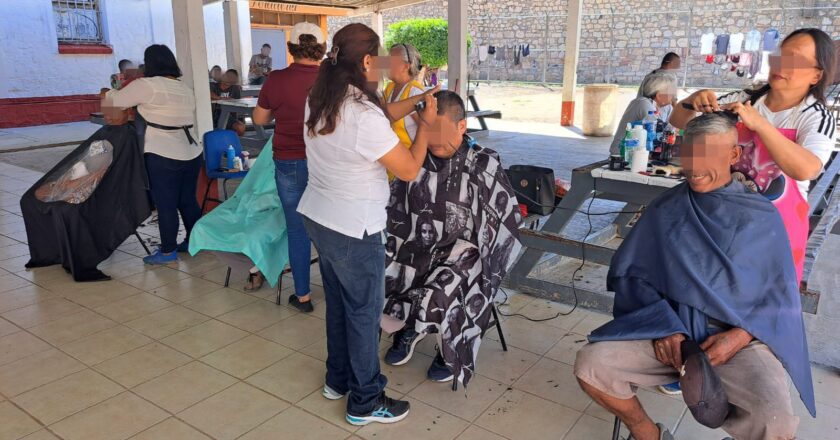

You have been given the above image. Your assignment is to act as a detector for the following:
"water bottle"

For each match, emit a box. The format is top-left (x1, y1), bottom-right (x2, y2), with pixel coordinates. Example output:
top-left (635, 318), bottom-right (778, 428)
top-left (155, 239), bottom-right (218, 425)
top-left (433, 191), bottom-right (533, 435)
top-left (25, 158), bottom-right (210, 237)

top-left (226, 145), bottom-right (235, 170)
top-left (623, 139), bottom-right (639, 165)
top-left (619, 123), bottom-right (633, 160)
top-left (643, 111), bottom-right (657, 151)
top-left (630, 123), bottom-right (647, 157)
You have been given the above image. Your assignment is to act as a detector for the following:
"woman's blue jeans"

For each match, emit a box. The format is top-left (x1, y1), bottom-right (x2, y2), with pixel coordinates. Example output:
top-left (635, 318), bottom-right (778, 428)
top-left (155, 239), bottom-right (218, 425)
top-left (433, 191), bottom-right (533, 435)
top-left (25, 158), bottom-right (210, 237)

top-left (274, 159), bottom-right (311, 296)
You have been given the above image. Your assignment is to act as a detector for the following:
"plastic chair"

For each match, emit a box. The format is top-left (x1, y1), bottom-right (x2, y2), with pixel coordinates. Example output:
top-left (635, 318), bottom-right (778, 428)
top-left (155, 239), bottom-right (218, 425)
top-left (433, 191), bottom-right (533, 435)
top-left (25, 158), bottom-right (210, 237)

top-left (201, 129), bottom-right (248, 213)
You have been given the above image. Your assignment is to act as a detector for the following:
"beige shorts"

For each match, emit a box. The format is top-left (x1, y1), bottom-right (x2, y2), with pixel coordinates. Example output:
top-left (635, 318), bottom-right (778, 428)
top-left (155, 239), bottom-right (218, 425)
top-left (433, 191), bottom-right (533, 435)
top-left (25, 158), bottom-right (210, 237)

top-left (574, 339), bottom-right (799, 440)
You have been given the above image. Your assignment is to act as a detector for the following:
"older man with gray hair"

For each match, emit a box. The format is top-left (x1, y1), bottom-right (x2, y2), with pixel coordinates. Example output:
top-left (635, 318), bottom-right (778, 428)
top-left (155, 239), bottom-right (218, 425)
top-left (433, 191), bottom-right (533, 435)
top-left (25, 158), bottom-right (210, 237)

top-left (610, 72), bottom-right (678, 155)
top-left (576, 113), bottom-right (815, 440)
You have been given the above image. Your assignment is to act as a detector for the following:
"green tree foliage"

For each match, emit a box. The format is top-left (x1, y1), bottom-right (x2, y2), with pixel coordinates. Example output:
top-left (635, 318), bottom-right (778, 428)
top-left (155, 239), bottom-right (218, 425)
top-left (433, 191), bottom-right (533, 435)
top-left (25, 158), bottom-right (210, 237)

top-left (383, 18), bottom-right (472, 68)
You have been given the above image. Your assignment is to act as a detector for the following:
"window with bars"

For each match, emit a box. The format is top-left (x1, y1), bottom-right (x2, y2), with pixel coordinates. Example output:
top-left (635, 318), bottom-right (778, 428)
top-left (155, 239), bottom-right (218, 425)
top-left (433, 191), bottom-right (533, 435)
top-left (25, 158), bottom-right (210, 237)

top-left (52, 0), bottom-right (104, 44)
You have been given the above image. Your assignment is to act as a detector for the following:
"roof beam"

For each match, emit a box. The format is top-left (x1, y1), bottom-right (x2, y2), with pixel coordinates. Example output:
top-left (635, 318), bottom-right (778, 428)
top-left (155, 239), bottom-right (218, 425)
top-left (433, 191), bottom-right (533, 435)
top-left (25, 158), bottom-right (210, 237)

top-left (352, 0), bottom-right (430, 16)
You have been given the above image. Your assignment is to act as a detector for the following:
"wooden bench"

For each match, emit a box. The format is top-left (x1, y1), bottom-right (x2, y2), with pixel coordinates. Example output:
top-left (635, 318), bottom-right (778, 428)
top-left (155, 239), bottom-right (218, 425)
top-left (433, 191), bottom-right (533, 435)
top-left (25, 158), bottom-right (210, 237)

top-left (466, 92), bottom-right (501, 136)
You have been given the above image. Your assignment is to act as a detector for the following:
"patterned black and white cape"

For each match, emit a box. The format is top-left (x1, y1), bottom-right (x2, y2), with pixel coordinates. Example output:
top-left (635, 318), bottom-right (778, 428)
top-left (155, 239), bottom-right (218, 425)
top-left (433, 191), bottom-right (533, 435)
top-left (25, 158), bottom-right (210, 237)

top-left (384, 136), bottom-right (522, 387)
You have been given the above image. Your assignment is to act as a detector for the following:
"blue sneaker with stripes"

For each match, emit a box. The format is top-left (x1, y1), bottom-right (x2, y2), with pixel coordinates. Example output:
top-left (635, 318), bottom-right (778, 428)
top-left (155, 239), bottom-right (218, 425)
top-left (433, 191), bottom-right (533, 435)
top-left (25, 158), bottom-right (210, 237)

top-left (345, 393), bottom-right (410, 426)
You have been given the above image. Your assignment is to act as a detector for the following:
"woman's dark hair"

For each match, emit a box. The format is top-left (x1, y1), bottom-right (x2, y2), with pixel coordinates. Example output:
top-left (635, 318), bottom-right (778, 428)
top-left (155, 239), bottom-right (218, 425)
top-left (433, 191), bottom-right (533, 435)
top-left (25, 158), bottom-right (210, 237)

top-left (143, 44), bottom-right (181, 78)
top-left (747, 28), bottom-right (836, 105)
top-left (225, 69), bottom-right (239, 77)
top-left (262, 43), bottom-right (271, 49)
top-left (306, 23), bottom-right (382, 136)
top-left (288, 34), bottom-right (327, 61)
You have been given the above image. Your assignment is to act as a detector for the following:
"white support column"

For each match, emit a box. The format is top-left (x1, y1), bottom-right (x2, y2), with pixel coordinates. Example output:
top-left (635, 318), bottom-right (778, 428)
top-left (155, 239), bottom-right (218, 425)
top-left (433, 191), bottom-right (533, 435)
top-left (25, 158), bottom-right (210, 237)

top-left (223, 0), bottom-right (253, 79)
top-left (172, 0), bottom-right (214, 144)
top-left (561, 0), bottom-right (583, 126)
top-left (447, 0), bottom-right (467, 99)
top-left (371, 11), bottom-right (384, 45)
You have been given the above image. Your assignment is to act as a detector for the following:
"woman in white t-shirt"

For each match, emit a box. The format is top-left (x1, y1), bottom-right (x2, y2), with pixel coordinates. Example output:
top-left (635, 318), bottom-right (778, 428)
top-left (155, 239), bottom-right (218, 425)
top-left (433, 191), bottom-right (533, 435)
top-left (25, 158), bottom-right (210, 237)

top-left (105, 44), bottom-right (201, 266)
top-left (670, 28), bottom-right (836, 280)
top-left (298, 23), bottom-right (439, 427)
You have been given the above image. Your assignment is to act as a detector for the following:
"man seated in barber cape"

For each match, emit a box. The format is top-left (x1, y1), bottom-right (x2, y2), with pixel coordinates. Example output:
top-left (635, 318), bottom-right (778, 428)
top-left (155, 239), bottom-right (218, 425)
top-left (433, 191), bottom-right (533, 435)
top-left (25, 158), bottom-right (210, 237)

top-left (574, 113), bottom-right (814, 440)
top-left (381, 91), bottom-right (522, 388)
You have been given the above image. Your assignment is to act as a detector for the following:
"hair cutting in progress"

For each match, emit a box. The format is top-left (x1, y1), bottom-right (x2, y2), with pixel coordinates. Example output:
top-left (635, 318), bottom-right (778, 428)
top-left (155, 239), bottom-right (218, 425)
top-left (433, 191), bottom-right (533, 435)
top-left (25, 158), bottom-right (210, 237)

top-left (683, 112), bottom-right (737, 146)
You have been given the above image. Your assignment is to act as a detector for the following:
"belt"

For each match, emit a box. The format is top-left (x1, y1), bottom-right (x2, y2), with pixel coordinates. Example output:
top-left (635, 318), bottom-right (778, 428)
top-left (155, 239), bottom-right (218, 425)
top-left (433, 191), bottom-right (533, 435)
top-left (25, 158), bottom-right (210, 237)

top-left (143, 119), bottom-right (197, 146)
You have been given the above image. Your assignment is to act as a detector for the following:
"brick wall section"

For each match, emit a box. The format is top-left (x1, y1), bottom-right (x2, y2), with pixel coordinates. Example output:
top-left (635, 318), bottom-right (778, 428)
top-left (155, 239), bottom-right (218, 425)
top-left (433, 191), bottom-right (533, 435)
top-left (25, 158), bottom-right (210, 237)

top-left (329, 0), bottom-right (840, 88)
top-left (0, 95), bottom-right (100, 128)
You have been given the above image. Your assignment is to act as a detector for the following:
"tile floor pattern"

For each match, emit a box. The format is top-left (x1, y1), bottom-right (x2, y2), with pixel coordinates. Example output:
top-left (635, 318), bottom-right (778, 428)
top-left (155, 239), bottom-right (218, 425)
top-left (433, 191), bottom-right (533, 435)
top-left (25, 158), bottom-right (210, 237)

top-left (0, 159), bottom-right (839, 440)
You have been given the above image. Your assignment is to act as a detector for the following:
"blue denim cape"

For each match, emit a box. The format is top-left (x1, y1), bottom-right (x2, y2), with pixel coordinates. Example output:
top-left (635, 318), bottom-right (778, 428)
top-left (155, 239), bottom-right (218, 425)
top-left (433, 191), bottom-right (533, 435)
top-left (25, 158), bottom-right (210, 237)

top-left (589, 181), bottom-right (815, 417)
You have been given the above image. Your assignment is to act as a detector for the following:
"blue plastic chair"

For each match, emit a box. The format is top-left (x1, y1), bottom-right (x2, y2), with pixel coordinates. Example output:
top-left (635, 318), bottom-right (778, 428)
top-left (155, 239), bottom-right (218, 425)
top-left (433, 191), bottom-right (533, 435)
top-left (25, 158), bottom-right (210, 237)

top-left (201, 129), bottom-right (249, 213)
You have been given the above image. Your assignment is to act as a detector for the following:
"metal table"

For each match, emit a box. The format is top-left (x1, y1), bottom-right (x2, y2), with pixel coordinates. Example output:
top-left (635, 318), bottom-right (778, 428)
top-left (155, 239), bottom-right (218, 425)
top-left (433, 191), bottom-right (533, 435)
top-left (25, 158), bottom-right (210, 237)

top-left (241, 85), bottom-right (261, 97)
top-left (506, 160), bottom-right (683, 312)
top-left (213, 97), bottom-right (271, 149)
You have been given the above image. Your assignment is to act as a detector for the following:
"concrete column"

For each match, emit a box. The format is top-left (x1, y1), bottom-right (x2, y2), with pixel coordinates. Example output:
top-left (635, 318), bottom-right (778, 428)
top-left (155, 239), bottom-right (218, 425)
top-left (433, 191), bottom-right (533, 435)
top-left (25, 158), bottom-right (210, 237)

top-left (447, 0), bottom-right (468, 99)
top-left (561, 0), bottom-right (583, 126)
top-left (371, 11), bottom-right (384, 45)
top-left (223, 0), bottom-right (253, 79)
top-left (171, 0), bottom-right (214, 144)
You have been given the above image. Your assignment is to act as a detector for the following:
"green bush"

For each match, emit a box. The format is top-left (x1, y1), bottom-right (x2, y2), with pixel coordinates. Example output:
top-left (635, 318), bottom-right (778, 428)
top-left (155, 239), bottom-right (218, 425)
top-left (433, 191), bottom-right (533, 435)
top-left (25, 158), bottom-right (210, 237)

top-left (383, 18), bottom-right (472, 69)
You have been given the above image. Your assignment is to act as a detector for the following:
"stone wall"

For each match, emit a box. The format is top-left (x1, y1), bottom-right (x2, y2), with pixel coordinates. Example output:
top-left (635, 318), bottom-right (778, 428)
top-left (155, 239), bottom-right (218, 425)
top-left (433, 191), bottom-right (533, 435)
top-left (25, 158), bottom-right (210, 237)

top-left (328, 0), bottom-right (840, 88)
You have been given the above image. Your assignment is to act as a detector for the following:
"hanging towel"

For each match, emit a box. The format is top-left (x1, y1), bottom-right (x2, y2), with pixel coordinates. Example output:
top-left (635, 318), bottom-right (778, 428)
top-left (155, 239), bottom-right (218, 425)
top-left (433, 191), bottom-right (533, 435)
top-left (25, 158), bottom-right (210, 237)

top-left (749, 51), bottom-right (762, 78)
top-left (700, 32), bottom-right (715, 55)
top-left (522, 44), bottom-right (530, 57)
top-left (714, 34), bottom-right (730, 55)
top-left (744, 29), bottom-right (762, 52)
top-left (495, 46), bottom-right (506, 61)
top-left (479, 45), bottom-right (489, 62)
top-left (763, 29), bottom-right (780, 52)
top-left (728, 33), bottom-right (744, 54)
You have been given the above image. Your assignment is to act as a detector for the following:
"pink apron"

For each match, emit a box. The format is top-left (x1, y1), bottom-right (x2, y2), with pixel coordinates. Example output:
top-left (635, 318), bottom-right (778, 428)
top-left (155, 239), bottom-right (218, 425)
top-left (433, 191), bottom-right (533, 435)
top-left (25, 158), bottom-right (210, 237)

top-left (731, 123), bottom-right (808, 282)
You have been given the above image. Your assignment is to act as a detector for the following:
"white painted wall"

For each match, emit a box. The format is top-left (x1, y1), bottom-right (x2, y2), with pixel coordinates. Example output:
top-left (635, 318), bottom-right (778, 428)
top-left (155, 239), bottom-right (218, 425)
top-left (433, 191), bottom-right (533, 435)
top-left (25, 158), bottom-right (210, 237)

top-left (0, 0), bottom-right (174, 98)
top-left (0, 0), bottom-right (243, 99)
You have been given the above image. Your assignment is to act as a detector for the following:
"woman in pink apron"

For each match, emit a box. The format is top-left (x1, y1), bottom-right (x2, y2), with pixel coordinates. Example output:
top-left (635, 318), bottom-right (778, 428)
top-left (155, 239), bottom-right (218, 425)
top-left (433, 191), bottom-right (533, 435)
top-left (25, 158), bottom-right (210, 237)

top-left (671, 28), bottom-right (837, 283)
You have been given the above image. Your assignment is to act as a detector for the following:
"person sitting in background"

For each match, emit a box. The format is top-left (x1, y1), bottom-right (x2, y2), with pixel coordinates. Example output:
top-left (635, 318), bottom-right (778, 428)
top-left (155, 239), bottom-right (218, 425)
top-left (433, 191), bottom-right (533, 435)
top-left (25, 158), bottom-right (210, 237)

top-left (609, 72), bottom-right (677, 155)
top-left (385, 43), bottom-right (426, 148)
top-left (110, 59), bottom-right (135, 89)
top-left (574, 113), bottom-right (814, 440)
top-left (383, 91), bottom-right (522, 386)
top-left (637, 52), bottom-right (681, 121)
top-left (209, 65), bottom-right (222, 83)
top-left (248, 44), bottom-right (272, 85)
top-left (211, 69), bottom-right (245, 136)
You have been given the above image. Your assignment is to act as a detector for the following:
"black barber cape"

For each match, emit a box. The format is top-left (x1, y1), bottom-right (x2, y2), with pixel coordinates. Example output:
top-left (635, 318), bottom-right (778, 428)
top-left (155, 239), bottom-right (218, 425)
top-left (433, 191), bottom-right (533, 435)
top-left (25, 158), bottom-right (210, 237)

top-left (589, 181), bottom-right (816, 417)
top-left (21, 124), bottom-right (152, 281)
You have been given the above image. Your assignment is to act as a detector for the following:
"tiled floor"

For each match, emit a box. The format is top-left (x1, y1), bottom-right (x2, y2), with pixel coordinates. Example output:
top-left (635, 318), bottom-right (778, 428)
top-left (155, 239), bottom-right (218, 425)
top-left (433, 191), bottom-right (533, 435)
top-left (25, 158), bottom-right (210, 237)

top-left (0, 160), bottom-right (839, 440)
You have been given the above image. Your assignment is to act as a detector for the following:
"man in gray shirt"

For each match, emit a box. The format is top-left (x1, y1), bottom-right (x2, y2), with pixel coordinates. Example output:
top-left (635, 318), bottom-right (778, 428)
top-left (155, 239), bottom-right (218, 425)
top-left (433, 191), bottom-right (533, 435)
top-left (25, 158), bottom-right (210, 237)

top-left (248, 44), bottom-right (273, 85)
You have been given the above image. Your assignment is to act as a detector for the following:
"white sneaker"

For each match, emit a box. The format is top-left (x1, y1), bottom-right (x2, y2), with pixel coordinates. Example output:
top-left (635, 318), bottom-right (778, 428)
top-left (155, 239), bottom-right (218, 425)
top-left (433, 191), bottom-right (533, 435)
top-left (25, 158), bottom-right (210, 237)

top-left (322, 384), bottom-right (347, 400)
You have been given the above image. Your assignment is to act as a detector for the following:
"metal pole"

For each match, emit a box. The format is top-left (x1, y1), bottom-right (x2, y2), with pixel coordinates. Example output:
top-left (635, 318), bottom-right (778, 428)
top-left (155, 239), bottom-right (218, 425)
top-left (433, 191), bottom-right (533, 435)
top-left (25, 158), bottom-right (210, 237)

top-left (683, 7), bottom-right (691, 88)
top-left (543, 13), bottom-right (549, 84)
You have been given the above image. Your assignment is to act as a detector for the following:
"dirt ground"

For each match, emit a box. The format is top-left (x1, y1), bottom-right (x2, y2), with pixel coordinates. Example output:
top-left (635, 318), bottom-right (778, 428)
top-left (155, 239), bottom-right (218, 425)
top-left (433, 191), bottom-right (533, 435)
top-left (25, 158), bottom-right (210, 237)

top-left (469, 82), bottom-right (641, 125)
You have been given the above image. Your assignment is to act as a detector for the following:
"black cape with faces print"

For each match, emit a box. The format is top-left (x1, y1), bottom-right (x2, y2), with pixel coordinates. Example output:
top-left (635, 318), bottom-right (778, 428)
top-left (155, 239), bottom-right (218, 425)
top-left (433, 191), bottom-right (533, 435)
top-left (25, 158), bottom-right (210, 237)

top-left (384, 136), bottom-right (522, 387)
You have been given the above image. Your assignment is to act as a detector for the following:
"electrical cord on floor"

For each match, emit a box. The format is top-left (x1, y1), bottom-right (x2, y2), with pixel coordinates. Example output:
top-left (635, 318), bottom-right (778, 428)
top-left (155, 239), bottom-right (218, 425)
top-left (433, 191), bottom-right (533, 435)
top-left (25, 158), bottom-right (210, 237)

top-left (496, 178), bottom-right (606, 322)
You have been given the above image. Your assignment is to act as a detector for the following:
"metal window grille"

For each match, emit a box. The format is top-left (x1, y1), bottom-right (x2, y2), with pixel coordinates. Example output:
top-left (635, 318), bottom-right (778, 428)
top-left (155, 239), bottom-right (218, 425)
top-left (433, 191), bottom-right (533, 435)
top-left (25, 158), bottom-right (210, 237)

top-left (52, 0), bottom-right (103, 44)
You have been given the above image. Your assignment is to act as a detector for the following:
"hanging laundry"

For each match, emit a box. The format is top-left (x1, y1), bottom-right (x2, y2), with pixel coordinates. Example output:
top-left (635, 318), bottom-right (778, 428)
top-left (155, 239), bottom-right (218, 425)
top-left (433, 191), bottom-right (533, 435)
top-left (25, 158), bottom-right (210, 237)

top-left (714, 34), bottom-right (730, 55)
top-left (729, 33), bottom-right (744, 54)
top-left (763, 29), bottom-right (780, 52)
top-left (479, 45), bottom-right (489, 62)
top-left (522, 44), bottom-right (530, 57)
top-left (700, 32), bottom-right (715, 55)
top-left (488, 45), bottom-right (496, 55)
top-left (513, 45), bottom-right (522, 66)
top-left (744, 29), bottom-right (762, 52)
top-left (756, 50), bottom-right (771, 81)
top-left (495, 46), bottom-right (507, 61)
top-left (738, 52), bottom-right (752, 68)
top-left (749, 51), bottom-right (762, 78)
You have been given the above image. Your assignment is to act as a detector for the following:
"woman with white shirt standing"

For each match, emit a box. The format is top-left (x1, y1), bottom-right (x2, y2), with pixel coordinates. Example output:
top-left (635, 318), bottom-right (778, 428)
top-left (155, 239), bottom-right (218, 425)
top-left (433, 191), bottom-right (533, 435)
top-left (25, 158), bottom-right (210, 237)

top-left (670, 28), bottom-right (836, 281)
top-left (105, 45), bottom-right (201, 265)
top-left (299, 23), bottom-right (438, 426)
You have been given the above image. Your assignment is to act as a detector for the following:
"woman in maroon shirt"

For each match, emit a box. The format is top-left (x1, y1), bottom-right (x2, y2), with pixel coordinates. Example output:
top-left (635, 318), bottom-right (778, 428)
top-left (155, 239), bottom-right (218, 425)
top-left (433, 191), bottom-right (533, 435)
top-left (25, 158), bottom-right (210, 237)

top-left (251, 23), bottom-right (325, 312)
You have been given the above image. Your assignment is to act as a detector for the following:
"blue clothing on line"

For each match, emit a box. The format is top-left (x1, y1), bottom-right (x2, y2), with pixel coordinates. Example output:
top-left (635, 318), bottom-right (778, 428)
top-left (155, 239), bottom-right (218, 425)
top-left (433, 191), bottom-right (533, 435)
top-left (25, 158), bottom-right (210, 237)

top-left (589, 181), bottom-right (815, 417)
